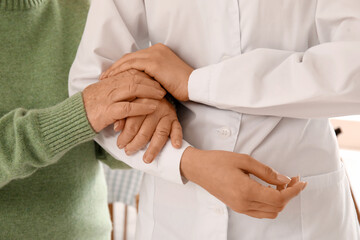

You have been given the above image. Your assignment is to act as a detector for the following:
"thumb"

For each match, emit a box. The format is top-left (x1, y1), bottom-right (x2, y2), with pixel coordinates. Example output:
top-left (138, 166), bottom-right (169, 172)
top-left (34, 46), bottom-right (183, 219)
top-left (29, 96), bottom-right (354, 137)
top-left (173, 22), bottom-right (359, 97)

top-left (240, 156), bottom-right (291, 185)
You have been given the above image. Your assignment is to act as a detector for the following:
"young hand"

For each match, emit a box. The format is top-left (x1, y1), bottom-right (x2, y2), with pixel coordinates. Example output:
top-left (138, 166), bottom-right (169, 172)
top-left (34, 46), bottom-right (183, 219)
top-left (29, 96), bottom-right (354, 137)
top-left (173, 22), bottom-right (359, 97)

top-left (180, 147), bottom-right (307, 219)
top-left (100, 43), bottom-right (194, 101)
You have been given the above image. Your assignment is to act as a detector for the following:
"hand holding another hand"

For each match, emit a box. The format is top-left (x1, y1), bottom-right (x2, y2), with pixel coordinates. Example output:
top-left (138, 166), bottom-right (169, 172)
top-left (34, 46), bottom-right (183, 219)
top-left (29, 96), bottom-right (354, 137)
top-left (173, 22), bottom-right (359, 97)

top-left (100, 43), bottom-right (193, 101)
top-left (97, 51), bottom-right (306, 220)
top-left (83, 69), bottom-right (166, 133)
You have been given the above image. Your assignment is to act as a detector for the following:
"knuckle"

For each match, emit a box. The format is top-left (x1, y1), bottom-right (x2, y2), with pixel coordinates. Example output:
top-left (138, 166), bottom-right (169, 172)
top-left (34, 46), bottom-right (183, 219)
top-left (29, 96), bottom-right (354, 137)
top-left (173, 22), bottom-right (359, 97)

top-left (173, 122), bottom-right (182, 131)
top-left (122, 102), bottom-right (131, 114)
top-left (156, 127), bottom-right (170, 137)
top-left (126, 125), bottom-right (139, 136)
top-left (128, 81), bottom-right (138, 95)
top-left (122, 69), bottom-right (133, 78)
top-left (138, 131), bottom-right (151, 141)
top-left (108, 88), bottom-right (117, 102)
top-left (133, 74), bottom-right (142, 83)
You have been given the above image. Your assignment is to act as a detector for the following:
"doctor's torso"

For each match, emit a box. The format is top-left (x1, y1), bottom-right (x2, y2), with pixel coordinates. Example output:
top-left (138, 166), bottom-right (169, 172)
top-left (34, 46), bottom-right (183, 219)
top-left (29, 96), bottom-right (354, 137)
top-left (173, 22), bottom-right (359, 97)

top-left (134, 1), bottom-right (359, 239)
top-left (144, 0), bottom-right (339, 176)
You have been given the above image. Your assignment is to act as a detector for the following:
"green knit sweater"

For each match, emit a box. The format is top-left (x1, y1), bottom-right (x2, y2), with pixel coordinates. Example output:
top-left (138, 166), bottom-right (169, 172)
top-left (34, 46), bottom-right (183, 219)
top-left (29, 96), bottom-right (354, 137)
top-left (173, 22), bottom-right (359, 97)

top-left (0, 1), bottom-right (127, 239)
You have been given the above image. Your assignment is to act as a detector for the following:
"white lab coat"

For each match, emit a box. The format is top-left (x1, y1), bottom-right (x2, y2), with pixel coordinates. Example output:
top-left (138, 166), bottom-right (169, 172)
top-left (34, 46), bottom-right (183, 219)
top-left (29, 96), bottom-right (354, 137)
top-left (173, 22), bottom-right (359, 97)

top-left (69, 0), bottom-right (360, 239)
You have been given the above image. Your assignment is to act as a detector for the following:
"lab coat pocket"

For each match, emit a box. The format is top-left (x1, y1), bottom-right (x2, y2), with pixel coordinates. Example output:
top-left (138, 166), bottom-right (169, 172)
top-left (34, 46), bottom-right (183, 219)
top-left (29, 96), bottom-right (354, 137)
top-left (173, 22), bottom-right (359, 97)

top-left (300, 165), bottom-right (360, 240)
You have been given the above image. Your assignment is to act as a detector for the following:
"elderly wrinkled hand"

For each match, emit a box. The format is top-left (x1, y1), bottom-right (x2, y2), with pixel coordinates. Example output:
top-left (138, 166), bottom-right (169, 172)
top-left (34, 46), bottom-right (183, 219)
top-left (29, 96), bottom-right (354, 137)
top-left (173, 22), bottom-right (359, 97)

top-left (114, 97), bottom-right (183, 164)
top-left (100, 43), bottom-right (194, 101)
top-left (83, 69), bottom-right (166, 133)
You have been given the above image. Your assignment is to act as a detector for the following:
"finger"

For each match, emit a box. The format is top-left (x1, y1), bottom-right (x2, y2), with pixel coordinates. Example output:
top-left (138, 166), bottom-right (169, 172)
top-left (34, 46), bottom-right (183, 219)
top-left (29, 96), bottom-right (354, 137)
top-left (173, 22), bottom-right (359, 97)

top-left (123, 114), bottom-right (159, 155)
top-left (99, 53), bottom-right (132, 80)
top-left (114, 119), bottom-right (126, 132)
top-left (170, 120), bottom-right (183, 148)
top-left (127, 69), bottom-right (151, 79)
top-left (116, 115), bottom-right (146, 149)
top-left (287, 176), bottom-right (300, 188)
top-left (108, 102), bottom-right (156, 120)
top-left (239, 156), bottom-right (291, 186)
top-left (250, 180), bottom-right (306, 207)
top-left (108, 58), bottom-right (150, 79)
top-left (111, 83), bottom-right (165, 102)
top-left (101, 52), bottom-right (144, 79)
top-left (125, 72), bottom-right (161, 88)
top-left (248, 180), bottom-right (283, 206)
top-left (280, 181), bottom-right (307, 202)
top-left (244, 210), bottom-right (279, 219)
top-left (248, 201), bottom-right (284, 213)
top-left (276, 184), bottom-right (286, 191)
top-left (102, 68), bottom-right (151, 81)
top-left (143, 117), bottom-right (172, 163)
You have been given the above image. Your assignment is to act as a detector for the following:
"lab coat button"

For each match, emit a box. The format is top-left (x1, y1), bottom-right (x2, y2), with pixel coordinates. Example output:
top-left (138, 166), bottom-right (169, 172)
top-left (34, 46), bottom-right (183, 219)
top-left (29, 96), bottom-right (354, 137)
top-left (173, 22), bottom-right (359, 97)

top-left (217, 127), bottom-right (231, 138)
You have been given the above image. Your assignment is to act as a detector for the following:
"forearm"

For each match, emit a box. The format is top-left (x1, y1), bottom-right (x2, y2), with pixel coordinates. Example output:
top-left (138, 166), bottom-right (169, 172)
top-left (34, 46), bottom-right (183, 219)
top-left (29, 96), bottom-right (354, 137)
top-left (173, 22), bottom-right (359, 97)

top-left (0, 93), bottom-right (95, 188)
top-left (94, 127), bottom-right (191, 184)
top-left (189, 41), bottom-right (360, 119)
top-left (189, 0), bottom-right (360, 119)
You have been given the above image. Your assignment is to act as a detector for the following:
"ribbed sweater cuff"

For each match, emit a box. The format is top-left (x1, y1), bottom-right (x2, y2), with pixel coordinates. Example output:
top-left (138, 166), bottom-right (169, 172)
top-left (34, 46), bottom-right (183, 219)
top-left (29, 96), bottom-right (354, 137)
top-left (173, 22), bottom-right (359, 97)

top-left (37, 93), bottom-right (96, 157)
top-left (0, 0), bottom-right (46, 10)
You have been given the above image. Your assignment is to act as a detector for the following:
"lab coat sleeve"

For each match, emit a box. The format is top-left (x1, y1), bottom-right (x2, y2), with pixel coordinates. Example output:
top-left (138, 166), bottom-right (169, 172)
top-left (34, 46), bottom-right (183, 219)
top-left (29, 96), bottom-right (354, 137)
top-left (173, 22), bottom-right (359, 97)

top-left (188, 0), bottom-right (360, 119)
top-left (69, 0), bottom-right (190, 185)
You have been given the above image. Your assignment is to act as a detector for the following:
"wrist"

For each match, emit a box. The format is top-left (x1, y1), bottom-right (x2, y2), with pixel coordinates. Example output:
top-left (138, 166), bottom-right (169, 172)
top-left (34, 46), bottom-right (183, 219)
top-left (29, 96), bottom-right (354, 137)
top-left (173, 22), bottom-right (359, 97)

top-left (183, 68), bottom-right (193, 102)
top-left (82, 90), bottom-right (101, 133)
top-left (180, 147), bottom-right (204, 182)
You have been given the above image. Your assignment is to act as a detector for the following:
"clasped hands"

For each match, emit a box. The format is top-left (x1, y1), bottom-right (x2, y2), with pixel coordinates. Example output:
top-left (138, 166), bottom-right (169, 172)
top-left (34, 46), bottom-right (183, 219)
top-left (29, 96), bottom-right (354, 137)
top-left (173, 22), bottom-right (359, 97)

top-left (83, 43), bottom-right (307, 219)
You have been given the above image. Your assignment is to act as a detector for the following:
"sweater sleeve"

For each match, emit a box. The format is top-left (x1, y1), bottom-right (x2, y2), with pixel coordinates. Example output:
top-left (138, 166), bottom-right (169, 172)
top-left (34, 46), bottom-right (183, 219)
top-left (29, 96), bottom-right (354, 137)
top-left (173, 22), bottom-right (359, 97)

top-left (0, 93), bottom-right (96, 188)
top-left (69, 0), bottom-right (191, 185)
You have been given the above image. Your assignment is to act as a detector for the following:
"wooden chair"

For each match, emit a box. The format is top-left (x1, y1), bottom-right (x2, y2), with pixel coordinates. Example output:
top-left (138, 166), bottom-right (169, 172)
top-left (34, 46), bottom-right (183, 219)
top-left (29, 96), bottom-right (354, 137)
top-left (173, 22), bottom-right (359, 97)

top-left (108, 195), bottom-right (140, 240)
top-left (342, 158), bottom-right (360, 224)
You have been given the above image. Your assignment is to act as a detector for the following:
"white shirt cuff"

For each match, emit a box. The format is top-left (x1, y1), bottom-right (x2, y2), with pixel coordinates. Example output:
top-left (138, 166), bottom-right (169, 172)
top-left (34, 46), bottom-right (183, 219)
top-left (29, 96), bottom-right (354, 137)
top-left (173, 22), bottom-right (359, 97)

top-left (188, 66), bottom-right (212, 104)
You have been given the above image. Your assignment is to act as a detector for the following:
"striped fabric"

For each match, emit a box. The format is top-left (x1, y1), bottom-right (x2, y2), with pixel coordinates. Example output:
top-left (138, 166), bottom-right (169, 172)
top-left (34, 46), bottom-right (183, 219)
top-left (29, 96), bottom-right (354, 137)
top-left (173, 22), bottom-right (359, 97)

top-left (102, 163), bottom-right (143, 206)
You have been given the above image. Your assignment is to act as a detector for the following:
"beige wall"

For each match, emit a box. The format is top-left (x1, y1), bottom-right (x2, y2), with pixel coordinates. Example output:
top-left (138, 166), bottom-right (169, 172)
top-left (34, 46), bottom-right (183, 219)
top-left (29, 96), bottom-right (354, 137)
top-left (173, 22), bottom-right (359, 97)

top-left (331, 118), bottom-right (360, 151)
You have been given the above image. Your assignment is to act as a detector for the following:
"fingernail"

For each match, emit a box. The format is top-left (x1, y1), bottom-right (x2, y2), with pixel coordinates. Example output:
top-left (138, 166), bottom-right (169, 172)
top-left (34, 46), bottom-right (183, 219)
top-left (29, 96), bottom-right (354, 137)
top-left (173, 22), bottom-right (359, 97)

top-left (144, 154), bottom-right (153, 164)
top-left (109, 71), bottom-right (114, 76)
top-left (301, 182), bottom-right (308, 190)
top-left (125, 150), bottom-right (134, 156)
top-left (114, 122), bottom-right (119, 131)
top-left (277, 174), bottom-right (291, 184)
top-left (118, 144), bottom-right (125, 149)
top-left (175, 140), bottom-right (181, 148)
